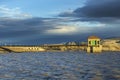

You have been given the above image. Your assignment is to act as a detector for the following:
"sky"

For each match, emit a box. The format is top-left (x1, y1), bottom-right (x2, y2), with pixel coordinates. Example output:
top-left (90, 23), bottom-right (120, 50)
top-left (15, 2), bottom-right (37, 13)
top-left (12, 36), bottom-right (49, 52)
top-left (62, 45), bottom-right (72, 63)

top-left (0, 0), bottom-right (120, 45)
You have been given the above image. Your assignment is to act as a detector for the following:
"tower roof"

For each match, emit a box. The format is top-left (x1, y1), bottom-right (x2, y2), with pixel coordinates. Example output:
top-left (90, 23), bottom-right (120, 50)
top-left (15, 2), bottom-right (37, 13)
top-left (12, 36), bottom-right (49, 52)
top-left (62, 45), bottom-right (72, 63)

top-left (88, 36), bottom-right (100, 39)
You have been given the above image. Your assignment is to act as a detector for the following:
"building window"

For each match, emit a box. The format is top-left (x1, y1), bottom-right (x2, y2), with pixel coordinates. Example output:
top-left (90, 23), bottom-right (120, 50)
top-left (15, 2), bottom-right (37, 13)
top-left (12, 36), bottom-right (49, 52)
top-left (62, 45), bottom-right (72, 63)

top-left (89, 41), bottom-right (91, 44)
top-left (98, 41), bottom-right (99, 44)
top-left (95, 41), bottom-right (96, 45)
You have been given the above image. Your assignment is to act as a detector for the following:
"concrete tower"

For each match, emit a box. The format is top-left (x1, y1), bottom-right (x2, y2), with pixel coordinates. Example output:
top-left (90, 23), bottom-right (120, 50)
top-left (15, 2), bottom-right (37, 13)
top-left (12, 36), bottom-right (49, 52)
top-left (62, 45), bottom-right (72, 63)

top-left (87, 36), bottom-right (102, 53)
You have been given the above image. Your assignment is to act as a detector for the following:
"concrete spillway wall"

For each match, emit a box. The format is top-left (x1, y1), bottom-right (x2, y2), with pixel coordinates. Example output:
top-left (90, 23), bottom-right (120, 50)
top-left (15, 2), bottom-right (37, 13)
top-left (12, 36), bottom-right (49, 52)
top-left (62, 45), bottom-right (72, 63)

top-left (0, 46), bottom-right (46, 53)
top-left (43, 45), bottom-right (87, 51)
top-left (0, 45), bottom-right (87, 53)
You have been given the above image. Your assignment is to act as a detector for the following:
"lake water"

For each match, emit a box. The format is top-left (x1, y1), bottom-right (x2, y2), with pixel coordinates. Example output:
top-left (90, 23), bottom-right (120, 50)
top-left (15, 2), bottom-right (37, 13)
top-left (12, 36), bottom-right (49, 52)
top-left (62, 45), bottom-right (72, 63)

top-left (0, 52), bottom-right (120, 80)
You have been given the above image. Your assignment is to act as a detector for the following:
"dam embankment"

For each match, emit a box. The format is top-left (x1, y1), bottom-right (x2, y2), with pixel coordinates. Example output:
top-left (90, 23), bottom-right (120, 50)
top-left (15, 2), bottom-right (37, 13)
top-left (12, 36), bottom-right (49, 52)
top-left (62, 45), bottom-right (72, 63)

top-left (0, 45), bottom-right (87, 53)
top-left (0, 41), bottom-right (120, 53)
top-left (0, 46), bottom-right (46, 53)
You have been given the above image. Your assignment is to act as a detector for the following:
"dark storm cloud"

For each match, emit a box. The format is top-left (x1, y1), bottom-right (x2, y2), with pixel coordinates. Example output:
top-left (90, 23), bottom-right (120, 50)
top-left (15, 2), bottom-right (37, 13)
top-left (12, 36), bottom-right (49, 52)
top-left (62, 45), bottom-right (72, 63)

top-left (74, 0), bottom-right (120, 18)
top-left (0, 18), bottom-right (44, 38)
top-left (0, 18), bottom-right (45, 28)
top-left (58, 11), bottom-right (74, 17)
top-left (0, 17), bottom-right (61, 36)
top-left (0, 17), bottom-right (61, 44)
top-left (0, 17), bottom-right (84, 45)
top-left (59, 0), bottom-right (120, 21)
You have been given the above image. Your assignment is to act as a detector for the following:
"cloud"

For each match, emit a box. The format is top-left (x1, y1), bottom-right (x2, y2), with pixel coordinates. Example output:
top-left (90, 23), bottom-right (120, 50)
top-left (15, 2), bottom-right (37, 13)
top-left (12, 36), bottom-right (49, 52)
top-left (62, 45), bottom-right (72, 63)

top-left (45, 22), bottom-right (107, 35)
top-left (45, 26), bottom-right (77, 35)
top-left (59, 0), bottom-right (120, 22)
top-left (0, 5), bottom-right (32, 19)
top-left (0, 17), bottom-right (119, 45)
top-left (74, 0), bottom-right (120, 18)
top-left (58, 10), bottom-right (74, 17)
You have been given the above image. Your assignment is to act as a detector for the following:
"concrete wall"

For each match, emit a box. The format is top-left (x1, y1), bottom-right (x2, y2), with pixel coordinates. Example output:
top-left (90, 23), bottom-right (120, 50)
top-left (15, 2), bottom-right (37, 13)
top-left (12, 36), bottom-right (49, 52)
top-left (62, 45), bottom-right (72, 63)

top-left (1, 46), bottom-right (46, 52)
top-left (87, 45), bottom-right (102, 53)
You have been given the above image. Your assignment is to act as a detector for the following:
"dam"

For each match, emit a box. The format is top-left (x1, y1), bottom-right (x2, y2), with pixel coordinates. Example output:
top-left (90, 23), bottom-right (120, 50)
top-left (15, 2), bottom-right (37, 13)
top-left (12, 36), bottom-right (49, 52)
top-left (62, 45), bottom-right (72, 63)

top-left (0, 45), bottom-right (87, 53)
top-left (0, 36), bottom-right (120, 53)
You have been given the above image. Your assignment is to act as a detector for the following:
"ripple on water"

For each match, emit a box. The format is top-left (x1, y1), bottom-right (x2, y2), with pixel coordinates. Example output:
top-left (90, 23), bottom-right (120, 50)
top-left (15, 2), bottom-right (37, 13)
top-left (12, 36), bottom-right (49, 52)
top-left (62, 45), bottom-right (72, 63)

top-left (0, 52), bottom-right (119, 80)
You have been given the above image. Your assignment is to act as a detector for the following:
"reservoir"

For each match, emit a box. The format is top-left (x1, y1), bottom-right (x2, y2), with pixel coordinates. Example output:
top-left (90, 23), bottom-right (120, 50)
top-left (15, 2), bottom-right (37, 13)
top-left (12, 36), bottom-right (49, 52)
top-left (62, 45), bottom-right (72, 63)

top-left (0, 52), bottom-right (120, 80)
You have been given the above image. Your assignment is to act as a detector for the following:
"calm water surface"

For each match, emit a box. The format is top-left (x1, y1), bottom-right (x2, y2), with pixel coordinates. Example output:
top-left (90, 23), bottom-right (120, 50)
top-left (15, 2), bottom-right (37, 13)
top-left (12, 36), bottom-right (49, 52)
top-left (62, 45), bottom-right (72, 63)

top-left (0, 52), bottom-right (120, 80)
